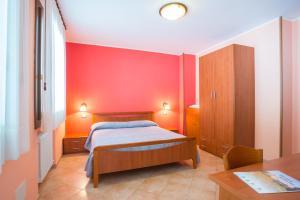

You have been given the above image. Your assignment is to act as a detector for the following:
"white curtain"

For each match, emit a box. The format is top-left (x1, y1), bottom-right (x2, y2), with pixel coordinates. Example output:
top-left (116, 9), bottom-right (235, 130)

top-left (52, 5), bottom-right (66, 128)
top-left (43, 0), bottom-right (66, 132)
top-left (0, 0), bottom-right (30, 172)
top-left (0, 0), bottom-right (8, 173)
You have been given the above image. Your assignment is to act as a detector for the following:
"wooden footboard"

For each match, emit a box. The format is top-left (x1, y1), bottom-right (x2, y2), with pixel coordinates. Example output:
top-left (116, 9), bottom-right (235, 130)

top-left (93, 137), bottom-right (197, 187)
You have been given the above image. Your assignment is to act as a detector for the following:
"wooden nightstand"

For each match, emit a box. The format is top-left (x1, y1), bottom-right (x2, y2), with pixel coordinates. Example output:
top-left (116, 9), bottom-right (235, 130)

top-left (186, 107), bottom-right (200, 145)
top-left (63, 136), bottom-right (89, 154)
top-left (167, 128), bottom-right (179, 133)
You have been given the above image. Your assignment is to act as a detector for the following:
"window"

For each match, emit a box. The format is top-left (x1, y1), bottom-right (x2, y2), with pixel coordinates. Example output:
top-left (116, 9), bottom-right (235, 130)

top-left (0, 0), bottom-right (8, 173)
top-left (53, 18), bottom-right (66, 115)
top-left (0, 0), bottom-right (30, 172)
top-left (43, 0), bottom-right (66, 130)
top-left (34, 0), bottom-right (44, 129)
top-left (52, 5), bottom-right (66, 128)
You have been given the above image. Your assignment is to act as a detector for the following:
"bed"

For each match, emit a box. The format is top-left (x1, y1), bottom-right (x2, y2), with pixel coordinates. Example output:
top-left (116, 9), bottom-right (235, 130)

top-left (85, 111), bottom-right (199, 187)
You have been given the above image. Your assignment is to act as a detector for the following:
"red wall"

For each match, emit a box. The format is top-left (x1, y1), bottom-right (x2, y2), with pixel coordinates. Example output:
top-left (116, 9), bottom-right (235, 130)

top-left (179, 54), bottom-right (196, 133)
top-left (183, 54), bottom-right (196, 107)
top-left (66, 43), bottom-right (181, 136)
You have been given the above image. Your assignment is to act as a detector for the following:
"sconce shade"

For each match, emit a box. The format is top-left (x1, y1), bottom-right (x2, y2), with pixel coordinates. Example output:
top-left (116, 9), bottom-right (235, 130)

top-left (163, 102), bottom-right (170, 110)
top-left (80, 103), bottom-right (87, 112)
top-left (162, 102), bottom-right (170, 115)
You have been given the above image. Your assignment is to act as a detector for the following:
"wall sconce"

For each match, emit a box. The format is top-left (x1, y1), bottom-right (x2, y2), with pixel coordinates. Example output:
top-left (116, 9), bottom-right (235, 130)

top-left (162, 102), bottom-right (170, 115)
top-left (80, 103), bottom-right (88, 118)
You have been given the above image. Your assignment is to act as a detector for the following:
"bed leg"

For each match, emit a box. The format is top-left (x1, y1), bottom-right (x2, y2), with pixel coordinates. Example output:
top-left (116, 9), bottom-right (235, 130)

top-left (192, 139), bottom-right (197, 169)
top-left (93, 174), bottom-right (99, 188)
top-left (192, 158), bottom-right (197, 169)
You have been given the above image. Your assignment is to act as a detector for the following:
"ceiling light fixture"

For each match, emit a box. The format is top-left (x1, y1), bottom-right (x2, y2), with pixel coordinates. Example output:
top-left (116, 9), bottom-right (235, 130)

top-left (159, 2), bottom-right (187, 21)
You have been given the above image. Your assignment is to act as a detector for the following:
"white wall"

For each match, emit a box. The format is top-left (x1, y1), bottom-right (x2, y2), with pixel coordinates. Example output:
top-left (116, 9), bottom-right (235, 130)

top-left (281, 19), bottom-right (293, 157)
top-left (292, 19), bottom-right (300, 154)
top-left (196, 19), bottom-right (281, 160)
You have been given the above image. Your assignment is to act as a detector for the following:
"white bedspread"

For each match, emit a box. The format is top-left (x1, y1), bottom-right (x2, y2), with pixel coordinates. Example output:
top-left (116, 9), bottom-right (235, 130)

top-left (89, 126), bottom-right (184, 150)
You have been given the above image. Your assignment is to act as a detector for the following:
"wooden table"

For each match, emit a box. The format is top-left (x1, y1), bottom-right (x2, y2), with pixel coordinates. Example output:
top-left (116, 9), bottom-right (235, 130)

top-left (210, 153), bottom-right (300, 200)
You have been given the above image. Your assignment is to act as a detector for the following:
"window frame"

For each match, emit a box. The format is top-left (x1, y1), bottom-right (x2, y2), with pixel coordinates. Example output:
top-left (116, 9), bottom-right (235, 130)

top-left (34, 0), bottom-right (45, 129)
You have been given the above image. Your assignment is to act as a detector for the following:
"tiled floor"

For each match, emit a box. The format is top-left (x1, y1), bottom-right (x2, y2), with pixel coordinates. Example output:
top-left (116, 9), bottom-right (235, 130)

top-left (38, 150), bottom-right (224, 200)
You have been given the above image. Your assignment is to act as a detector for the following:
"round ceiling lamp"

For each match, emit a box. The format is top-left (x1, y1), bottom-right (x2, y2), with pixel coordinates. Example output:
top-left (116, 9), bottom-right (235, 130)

top-left (159, 2), bottom-right (188, 20)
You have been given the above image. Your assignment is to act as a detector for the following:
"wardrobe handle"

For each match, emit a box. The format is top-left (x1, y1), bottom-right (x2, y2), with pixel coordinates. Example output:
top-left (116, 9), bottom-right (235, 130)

top-left (214, 91), bottom-right (217, 99)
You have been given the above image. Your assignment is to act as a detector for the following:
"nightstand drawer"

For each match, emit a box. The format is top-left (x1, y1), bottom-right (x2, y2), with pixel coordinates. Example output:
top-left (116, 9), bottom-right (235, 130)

top-left (63, 137), bottom-right (88, 154)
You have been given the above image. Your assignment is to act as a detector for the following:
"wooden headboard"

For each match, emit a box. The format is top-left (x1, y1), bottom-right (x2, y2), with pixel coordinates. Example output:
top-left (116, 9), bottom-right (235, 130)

top-left (92, 111), bottom-right (154, 123)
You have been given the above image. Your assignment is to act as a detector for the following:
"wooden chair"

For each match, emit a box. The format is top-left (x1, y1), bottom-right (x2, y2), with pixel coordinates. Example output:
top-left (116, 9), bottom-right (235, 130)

top-left (223, 145), bottom-right (263, 170)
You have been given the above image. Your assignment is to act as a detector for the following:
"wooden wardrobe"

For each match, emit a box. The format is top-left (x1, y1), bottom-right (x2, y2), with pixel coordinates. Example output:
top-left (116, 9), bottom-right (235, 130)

top-left (199, 44), bottom-right (255, 158)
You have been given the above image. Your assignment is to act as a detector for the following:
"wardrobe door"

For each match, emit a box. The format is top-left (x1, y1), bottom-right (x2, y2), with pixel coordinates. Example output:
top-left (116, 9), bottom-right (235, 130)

top-left (213, 46), bottom-right (235, 157)
top-left (199, 55), bottom-right (215, 154)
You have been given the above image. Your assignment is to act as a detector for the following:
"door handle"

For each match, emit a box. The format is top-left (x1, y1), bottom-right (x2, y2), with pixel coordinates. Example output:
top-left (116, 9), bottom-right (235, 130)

top-left (210, 90), bottom-right (217, 99)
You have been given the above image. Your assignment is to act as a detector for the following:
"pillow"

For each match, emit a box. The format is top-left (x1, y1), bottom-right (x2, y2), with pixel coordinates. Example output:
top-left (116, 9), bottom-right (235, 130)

top-left (128, 120), bottom-right (157, 127)
top-left (91, 120), bottom-right (157, 131)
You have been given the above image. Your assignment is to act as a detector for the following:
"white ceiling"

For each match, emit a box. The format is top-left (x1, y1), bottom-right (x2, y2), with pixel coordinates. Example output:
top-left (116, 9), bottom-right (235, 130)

top-left (59, 0), bottom-right (300, 55)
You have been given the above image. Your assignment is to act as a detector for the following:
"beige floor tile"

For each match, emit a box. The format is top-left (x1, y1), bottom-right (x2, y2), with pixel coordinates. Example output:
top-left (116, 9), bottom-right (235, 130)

top-left (38, 184), bottom-right (80, 200)
top-left (158, 182), bottom-right (190, 200)
top-left (39, 150), bottom-right (222, 200)
top-left (128, 189), bottom-right (159, 200)
top-left (58, 172), bottom-right (91, 189)
top-left (104, 182), bottom-right (139, 200)
top-left (167, 173), bottom-right (193, 186)
top-left (186, 186), bottom-right (217, 200)
top-left (66, 190), bottom-right (107, 200)
top-left (38, 178), bottom-right (65, 195)
top-left (138, 175), bottom-right (168, 194)
top-left (190, 176), bottom-right (209, 188)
